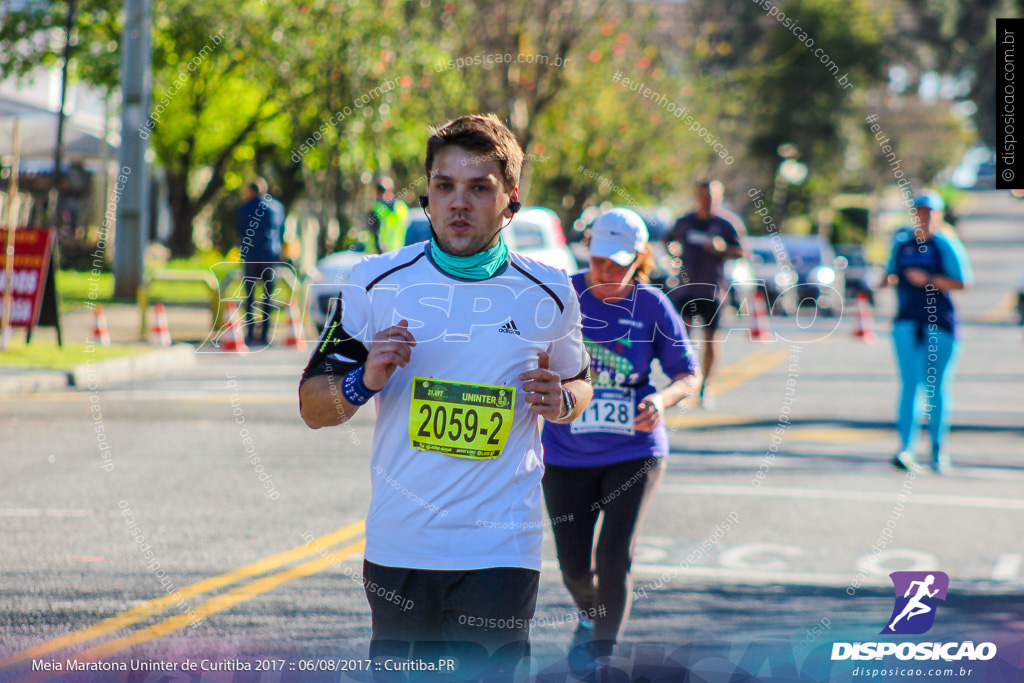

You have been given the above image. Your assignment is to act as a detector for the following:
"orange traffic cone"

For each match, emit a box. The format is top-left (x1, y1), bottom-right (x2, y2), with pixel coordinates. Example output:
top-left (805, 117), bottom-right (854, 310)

top-left (749, 288), bottom-right (771, 341)
top-left (283, 302), bottom-right (306, 349)
top-left (90, 305), bottom-right (111, 346)
top-left (220, 302), bottom-right (249, 354)
top-left (149, 303), bottom-right (172, 346)
top-left (852, 291), bottom-right (877, 343)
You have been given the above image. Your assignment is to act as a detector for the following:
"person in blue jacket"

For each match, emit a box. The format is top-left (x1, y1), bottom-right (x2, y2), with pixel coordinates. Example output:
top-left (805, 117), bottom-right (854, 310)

top-left (236, 177), bottom-right (286, 346)
top-left (882, 192), bottom-right (972, 473)
top-left (541, 208), bottom-right (701, 669)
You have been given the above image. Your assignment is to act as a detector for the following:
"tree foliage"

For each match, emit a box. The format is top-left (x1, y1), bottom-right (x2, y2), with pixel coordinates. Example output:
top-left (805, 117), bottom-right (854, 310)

top-left (0, 0), bottom-right (990, 262)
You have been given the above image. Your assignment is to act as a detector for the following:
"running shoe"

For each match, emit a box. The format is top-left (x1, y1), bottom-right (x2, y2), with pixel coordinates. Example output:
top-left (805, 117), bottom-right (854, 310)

top-left (931, 452), bottom-right (951, 474)
top-left (567, 616), bottom-right (595, 672)
top-left (698, 384), bottom-right (715, 410)
top-left (891, 451), bottom-right (917, 471)
top-left (593, 663), bottom-right (614, 683)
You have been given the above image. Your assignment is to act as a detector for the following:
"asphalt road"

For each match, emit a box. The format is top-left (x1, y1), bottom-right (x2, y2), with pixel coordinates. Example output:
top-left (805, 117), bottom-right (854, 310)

top-left (2, 190), bottom-right (1023, 682)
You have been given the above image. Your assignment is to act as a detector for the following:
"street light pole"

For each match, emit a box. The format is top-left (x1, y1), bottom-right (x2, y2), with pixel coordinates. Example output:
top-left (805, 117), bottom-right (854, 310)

top-left (113, 0), bottom-right (152, 300)
top-left (51, 0), bottom-right (76, 231)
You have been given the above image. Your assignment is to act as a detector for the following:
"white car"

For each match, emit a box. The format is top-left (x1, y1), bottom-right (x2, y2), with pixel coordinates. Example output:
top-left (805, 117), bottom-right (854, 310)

top-left (745, 236), bottom-right (799, 314)
top-left (304, 206), bottom-right (578, 330)
top-left (506, 207), bottom-right (578, 274)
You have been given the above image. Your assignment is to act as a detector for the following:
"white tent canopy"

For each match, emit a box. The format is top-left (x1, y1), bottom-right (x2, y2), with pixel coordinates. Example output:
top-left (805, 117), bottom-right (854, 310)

top-left (0, 95), bottom-right (117, 160)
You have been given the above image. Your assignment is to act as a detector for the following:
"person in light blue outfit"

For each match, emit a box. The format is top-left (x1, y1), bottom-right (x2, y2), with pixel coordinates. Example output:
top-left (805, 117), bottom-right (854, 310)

top-left (882, 192), bottom-right (972, 473)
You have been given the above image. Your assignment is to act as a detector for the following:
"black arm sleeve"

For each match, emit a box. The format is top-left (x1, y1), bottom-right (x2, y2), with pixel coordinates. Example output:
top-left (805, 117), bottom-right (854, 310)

top-left (562, 350), bottom-right (592, 384)
top-left (300, 299), bottom-right (370, 383)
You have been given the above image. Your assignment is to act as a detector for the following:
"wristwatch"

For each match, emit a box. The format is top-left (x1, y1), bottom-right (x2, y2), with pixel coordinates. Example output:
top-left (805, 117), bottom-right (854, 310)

top-left (557, 387), bottom-right (576, 420)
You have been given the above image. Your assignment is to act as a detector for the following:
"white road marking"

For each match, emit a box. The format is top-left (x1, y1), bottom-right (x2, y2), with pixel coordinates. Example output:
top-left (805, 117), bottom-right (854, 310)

top-left (633, 536), bottom-right (674, 563)
top-left (0, 509), bottom-right (91, 518)
top-left (541, 560), bottom-right (889, 587)
top-left (660, 483), bottom-right (1024, 511)
top-left (719, 543), bottom-right (805, 571)
top-left (856, 549), bottom-right (938, 576)
top-left (991, 553), bottom-right (1023, 581)
top-left (2, 391), bottom-right (297, 404)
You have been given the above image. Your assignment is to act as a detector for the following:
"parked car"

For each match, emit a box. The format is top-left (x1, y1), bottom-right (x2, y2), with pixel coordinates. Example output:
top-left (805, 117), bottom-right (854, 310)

top-left (634, 208), bottom-right (679, 293)
top-left (305, 249), bottom-right (366, 330)
top-left (403, 207), bottom-right (432, 245)
top-left (722, 256), bottom-right (756, 314)
top-left (506, 206), bottom-right (578, 274)
top-left (745, 236), bottom-right (798, 314)
top-left (776, 235), bottom-right (847, 315)
top-left (975, 161), bottom-right (996, 189)
top-left (304, 206), bottom-right (577, 330)
top-left (835, 243), bottom-right (883, 304)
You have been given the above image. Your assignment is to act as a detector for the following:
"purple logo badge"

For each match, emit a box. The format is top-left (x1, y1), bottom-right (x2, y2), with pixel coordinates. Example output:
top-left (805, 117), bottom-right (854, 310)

top-left (881, 571), bottom-right (949, 635)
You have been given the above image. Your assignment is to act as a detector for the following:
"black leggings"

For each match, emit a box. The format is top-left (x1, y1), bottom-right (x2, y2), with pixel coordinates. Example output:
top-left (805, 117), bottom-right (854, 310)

top-left (542, 456), bottom-right (666, 653)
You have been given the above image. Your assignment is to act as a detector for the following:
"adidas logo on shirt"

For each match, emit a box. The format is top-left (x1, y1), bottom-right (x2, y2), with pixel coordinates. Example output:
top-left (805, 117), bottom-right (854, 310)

top-left (498, 319), bottom-right (521, 335)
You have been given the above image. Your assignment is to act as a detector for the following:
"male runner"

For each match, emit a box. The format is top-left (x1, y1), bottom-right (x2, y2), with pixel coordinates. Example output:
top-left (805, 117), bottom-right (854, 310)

top-left (664, 179), bottom-right (745, 408)
top-left (298, 114), bottom-right (592, 679)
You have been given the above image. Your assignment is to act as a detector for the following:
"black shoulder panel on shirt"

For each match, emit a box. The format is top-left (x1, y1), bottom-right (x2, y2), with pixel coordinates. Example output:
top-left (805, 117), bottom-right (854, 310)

top-left (564, 350), bottom-right (592, 384)
top-left (300, 299), bottom-right (369, 382)
top-left (365, 251), bottom-right (426, 292)
top-left (509, 259), bottom-right (565, 313)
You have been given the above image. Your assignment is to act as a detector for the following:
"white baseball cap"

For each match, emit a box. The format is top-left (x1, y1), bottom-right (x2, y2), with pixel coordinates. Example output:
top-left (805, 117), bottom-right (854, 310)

top-left (589, 208), bottom-right (649, 266)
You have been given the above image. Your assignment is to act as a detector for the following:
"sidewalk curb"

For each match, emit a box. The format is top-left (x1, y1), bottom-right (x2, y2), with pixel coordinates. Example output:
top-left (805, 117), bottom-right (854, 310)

top-left (0, 370), bottom-right (70, 394)
top-left (67, 344), bottom-right (197, 389)
top-left (0, 344), bottom-right (197, 394)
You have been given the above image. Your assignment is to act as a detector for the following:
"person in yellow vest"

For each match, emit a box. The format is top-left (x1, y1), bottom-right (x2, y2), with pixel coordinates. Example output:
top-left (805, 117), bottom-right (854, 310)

top-left (367, 177), bottom-right (410, 253)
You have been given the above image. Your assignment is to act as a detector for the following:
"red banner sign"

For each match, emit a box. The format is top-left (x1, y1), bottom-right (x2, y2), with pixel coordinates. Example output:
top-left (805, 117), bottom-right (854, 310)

top-left (0, 227), bottom-right (56, 328)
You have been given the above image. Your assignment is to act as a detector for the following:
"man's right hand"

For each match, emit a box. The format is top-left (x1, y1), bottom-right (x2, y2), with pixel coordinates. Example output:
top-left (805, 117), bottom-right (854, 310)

top-left (363, 319), bottom-right (417, 391)
top-left (705, 235), bottom-right (727, 255)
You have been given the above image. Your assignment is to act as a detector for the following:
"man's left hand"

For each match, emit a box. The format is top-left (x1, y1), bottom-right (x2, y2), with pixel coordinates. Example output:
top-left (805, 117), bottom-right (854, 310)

top-left (520, 352), bottom-right (564, 419)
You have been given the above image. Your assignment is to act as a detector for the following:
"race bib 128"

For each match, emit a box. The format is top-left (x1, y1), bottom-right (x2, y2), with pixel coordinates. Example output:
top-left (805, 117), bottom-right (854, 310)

top-left (571, 386), bottom-right (635, 436)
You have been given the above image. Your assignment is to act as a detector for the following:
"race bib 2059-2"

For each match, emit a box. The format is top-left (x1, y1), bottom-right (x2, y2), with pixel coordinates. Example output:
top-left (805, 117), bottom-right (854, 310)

top-left (410, 378), bottom-right (516, 459)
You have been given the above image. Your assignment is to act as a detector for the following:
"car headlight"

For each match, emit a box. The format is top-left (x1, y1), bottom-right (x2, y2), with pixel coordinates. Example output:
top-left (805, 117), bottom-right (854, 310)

top-left (775, 271), bottom-right (796, 287)
top-left (813, 267), bottom-right (835, 285)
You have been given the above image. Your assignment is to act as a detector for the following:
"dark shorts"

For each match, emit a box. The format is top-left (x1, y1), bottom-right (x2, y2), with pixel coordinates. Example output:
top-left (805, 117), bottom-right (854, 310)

top-left (677, 296), bottom-right (724, 333)
top-left (363, 560), bottom-right (539, 681)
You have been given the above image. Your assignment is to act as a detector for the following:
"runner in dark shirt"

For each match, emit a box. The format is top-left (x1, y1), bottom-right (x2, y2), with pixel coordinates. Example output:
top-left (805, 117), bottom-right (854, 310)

top-left (663, 179), bottom-right (745, 408)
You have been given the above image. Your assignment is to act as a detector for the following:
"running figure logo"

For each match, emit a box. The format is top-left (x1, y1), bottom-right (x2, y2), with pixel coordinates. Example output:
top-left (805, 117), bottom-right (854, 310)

top-left (881, 571), bottom-right (949, 635)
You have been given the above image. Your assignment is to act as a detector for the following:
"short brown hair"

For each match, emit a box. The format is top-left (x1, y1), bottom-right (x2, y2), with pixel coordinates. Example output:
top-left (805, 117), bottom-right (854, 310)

top-left (425, 114), bottom-right (523, 191)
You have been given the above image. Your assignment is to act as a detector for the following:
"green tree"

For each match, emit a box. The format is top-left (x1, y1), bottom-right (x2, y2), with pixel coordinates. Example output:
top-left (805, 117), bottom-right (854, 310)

top-left (741, 0), bottom-right (890, 199)
top-left (0, 0), bottom-right (120, 89)
top-left (893, 0), bottom-right (1020, 149)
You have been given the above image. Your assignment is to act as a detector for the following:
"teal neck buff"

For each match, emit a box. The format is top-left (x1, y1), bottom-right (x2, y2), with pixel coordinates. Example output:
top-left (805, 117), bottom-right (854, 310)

top-left (430, 234), bottom-right (509, 280)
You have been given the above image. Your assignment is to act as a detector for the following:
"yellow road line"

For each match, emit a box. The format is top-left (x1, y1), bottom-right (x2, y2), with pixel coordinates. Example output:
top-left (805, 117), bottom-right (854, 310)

top-left (664, 414), bottom-right (764, 429)
top-left (70, 539), bottom-right (366, 664)
top-left (0, 522), bottom-right (364, 668)
top-left (664, 350), bottom-right (789, 427)
top-left (711, 348), bottom-right (771, 383)
top-left (710, 350), bottom-right (790, 396)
